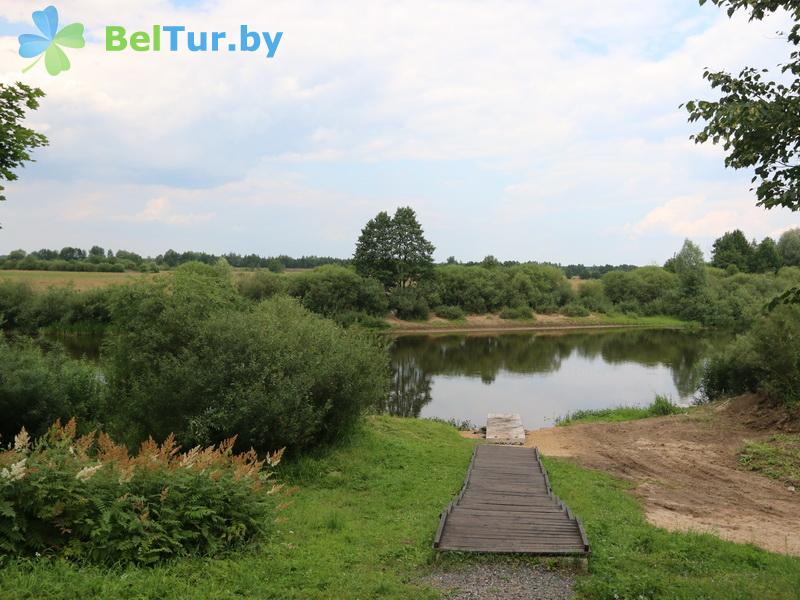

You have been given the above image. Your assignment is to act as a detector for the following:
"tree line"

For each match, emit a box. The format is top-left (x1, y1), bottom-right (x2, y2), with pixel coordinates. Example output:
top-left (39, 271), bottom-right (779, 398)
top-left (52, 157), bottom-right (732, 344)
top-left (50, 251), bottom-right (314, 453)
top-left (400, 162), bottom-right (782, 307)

top-left (0, 246), bottom-right (346, 273)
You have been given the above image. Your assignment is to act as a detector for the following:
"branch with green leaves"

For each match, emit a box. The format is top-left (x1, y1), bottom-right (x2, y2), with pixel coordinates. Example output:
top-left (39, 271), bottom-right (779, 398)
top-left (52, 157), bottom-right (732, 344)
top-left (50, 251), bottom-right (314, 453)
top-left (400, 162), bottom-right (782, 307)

top-left (0, 82), bottom-right (49, 204)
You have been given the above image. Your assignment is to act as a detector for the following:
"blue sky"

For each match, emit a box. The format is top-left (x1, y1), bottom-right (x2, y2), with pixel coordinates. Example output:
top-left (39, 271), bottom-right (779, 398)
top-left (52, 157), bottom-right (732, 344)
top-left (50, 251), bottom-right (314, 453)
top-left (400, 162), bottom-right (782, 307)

top-left (0, 0), bottom-right (798, 263)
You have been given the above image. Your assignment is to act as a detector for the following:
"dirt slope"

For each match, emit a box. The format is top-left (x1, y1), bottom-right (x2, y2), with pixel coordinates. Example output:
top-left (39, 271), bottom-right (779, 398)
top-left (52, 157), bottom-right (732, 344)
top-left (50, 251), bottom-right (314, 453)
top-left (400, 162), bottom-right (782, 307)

top-left (525, 395), bottom-right (800, 556)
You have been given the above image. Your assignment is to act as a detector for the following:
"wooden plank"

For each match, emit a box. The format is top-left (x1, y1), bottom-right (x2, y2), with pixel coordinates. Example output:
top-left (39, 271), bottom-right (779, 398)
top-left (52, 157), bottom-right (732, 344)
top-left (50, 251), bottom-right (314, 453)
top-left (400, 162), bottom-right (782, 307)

top-left (434, 445), bottom-right (589, 556)
top-left (485, 413), bottom-right (525, 444)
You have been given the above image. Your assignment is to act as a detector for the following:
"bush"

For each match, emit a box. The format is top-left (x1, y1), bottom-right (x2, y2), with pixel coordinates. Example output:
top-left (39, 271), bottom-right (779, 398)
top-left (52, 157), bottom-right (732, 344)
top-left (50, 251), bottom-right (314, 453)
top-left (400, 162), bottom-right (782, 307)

top-left (561, 303), bottom-right (590, 317)
top-left (331, 310), bottom-right (390, 329)
top-left (499, 306), bottom-right (534, 320)
top-left (0, 281), bottom-right (34, 330)
top-left (104, 279), bottom-right (389, 452)
top-left (649, 394), bottom-right (683, 416)
top-left (389, 287), bottom-right (430, 320)
top-left (23, 286), bottom-right (78, 330)
top-left (701, 304), bottom-right (800, 406)
top-left (0, 339), bottom-right (103, 443)
top-left (434, 305), bottom-right (465, 320)
top-left (237, 270), bottom-right (286, 301)
top-left (0, 420), bottom-right (282, 565)
top-left (289, 265), bottom-right (387, 317)
top-left (577, 279), bottom-right (611, 313)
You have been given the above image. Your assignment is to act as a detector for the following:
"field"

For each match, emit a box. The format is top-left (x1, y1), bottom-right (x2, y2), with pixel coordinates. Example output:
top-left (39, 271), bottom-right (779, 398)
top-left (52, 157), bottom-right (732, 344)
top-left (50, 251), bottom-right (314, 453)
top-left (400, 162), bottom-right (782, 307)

top-left (2, 415), bottom-right (799, 599)
top-left (0, 270), bottom-right (161, 291)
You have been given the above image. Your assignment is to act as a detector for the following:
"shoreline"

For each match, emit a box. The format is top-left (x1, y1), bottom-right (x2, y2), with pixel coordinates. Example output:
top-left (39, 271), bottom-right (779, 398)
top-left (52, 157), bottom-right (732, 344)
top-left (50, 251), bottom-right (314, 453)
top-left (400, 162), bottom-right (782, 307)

top-left (387, 323), bottom-right (678, 335)
top-left (384, 314), bottom-right (691, 335)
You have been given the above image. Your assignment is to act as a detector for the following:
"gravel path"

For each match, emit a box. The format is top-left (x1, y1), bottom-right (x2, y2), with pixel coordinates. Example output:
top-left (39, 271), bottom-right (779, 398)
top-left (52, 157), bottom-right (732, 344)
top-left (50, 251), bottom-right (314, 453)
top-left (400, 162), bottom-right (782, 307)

top-left (421, 563), bottom-right (575, 600)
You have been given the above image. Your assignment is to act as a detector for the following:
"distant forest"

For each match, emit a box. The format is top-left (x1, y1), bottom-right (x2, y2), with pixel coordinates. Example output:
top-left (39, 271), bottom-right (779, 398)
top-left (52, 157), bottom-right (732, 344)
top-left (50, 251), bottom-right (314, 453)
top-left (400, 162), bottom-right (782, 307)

top-left (0, 245), bottom-right (638, 278)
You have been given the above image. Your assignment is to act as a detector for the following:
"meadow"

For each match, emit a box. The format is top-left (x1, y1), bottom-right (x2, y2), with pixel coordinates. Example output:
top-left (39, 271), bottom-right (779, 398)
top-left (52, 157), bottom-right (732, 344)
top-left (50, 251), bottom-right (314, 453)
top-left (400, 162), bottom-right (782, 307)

top-left (3, 417), bottom-right (798, 599)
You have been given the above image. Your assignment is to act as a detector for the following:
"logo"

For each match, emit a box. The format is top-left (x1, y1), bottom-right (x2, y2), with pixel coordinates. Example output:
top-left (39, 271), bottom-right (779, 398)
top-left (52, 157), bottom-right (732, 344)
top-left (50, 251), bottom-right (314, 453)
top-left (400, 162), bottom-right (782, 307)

top-left (18, 5), bottom-right (85, 76)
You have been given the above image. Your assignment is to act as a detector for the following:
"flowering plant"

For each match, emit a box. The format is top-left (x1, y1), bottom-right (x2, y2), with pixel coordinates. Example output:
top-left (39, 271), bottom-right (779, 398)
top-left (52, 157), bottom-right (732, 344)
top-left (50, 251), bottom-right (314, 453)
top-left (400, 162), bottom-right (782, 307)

top-left (0, 420), bottom-right (284, 565)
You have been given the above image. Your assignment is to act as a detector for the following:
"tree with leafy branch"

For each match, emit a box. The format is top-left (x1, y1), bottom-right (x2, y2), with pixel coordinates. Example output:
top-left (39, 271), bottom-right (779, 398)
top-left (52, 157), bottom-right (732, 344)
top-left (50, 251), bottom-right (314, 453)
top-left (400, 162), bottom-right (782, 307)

top-left (711, 229), bottom-right (754, 271)
top-left (0, 83), bottom-right (48, 204)
top-left (687, 1), bottom-right (800, 210)
top-left (353, 207), bottom-right (435, 289)
top-left (674, 239), bottom-right (707, 296)
top-left (687, 0), bottom-right (800, 304)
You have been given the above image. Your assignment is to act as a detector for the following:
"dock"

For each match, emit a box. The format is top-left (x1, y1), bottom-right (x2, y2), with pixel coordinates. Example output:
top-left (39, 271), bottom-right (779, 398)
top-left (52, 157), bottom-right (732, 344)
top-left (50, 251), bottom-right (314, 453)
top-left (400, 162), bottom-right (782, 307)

top-left (433, 445), bottom-right (590, 555)
top-left (485, 413), bottom-right (525, 444)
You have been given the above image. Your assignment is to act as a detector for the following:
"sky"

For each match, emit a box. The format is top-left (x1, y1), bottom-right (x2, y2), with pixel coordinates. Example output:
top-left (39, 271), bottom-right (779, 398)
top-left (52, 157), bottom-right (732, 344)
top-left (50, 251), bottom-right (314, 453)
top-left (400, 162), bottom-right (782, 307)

top-left (0, 0), bottom-right (799, 264)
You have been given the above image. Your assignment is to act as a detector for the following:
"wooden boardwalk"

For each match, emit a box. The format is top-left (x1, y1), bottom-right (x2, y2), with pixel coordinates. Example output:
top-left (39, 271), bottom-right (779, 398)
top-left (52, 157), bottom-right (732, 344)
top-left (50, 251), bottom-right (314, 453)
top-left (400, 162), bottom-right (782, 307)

top-left (434, 445), bottom-right (590, 555)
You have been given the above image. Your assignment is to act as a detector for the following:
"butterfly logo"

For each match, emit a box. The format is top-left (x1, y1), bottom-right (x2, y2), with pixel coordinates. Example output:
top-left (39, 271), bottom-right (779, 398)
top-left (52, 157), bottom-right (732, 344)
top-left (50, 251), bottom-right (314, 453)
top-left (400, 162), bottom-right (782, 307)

top-left (18, 6), bottom-right (85, 76)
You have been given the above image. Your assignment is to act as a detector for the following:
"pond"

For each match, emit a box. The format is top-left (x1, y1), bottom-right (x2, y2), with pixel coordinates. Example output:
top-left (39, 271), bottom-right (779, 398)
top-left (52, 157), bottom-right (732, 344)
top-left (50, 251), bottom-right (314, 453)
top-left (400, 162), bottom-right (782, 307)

top-left (382, 328), bottom-right (729, 429)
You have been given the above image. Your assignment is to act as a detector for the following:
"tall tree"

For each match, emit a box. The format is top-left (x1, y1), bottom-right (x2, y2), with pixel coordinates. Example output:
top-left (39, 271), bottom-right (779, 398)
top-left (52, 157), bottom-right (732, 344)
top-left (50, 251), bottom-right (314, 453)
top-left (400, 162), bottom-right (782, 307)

top-left (353, 211), bottom-right (396, 288)
top-left (391, 207), bottom-right (435, 288)
top-left (778, 228), bottom-right (800, 266)
top-left (750, 236), bottom-right (783, 272)
top-left (711, 229), bottom-right (754, 271)
top-left (353, 207), bottom-right (435, 289)
top-left (0, 83), bottom-right (48, 204)
top-left (674, 239), bottom-right (707, 296)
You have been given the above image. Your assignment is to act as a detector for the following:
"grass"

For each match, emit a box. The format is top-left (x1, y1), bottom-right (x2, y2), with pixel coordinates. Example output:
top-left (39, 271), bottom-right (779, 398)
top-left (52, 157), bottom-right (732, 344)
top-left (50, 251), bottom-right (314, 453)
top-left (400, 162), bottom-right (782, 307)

top-left (557, 395), bottom-right (686, 426)
top-left (2, 417), bottom-right (798, 599)
top-left (0, 270), bottom-right (160, 291)
top-left (544, 456), bottom-right (800, 599)
top-left (739, 434), bottom-right (800, 486)
top-left (0, 417), bottom-right (474, 599)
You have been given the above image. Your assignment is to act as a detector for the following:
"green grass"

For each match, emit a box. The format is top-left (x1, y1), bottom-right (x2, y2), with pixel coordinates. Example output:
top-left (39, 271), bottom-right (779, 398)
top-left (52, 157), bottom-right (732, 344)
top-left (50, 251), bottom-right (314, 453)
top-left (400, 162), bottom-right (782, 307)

top-left (2, 417), bottom-right (798, 599)
top-left (588, 313), bottom-right (695, 328)
top-left (557, 395), bottom-right (686, 426)
top-left (739, 434), bottom-right (800, 486)
top-left (0, 417), bottom-right (475, 599)
top-left (544, 457), bottom-right (800, 599)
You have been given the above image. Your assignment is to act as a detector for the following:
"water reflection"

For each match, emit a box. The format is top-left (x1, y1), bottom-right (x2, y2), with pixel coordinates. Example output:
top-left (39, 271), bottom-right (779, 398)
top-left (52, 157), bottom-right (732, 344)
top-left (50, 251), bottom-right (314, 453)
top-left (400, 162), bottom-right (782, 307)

top-left (386, 329), bottom-right (727, 427)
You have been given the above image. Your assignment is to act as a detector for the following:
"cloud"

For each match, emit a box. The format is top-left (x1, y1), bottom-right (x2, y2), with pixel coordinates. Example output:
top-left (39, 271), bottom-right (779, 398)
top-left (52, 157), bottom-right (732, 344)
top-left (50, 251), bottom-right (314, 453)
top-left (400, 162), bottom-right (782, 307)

top-left (625, 194), bottom-right (799, 242)
top-left (117, 196), bottom-right (215, 225)
top-left (0, 1), bottom-right (798, 263)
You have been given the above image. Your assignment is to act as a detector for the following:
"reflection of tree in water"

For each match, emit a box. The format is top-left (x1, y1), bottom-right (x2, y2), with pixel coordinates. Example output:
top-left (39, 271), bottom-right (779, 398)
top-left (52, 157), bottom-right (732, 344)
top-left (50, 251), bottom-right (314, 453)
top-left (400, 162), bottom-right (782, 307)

top-left (381, 351), bottom-right (433, 417)
top-left (388, 329), bottom-right (729, 399)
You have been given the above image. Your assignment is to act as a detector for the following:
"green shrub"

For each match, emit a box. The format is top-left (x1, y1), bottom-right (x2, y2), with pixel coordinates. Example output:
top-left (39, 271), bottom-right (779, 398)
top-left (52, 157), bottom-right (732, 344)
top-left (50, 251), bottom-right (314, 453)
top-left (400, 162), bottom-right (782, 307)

top-left (237, 270), bottom-right (286, 301)
top-left (389, 287), bottom-right (429, 320)
top-left (24, 287), bottom-right (77, 329)
top-left (104, 282), bottom-right (389, 452)
top-left (499, 306), bottom-right (534, 320)
top-left (701, 304), bottom-right (800, 406)
top-left (0, 281), bottom-right (34, 330)
top-left (0, 421), bottom-right (282, 565)
top-left (649, 394), bottom-right (683, 416)
top-left (434, 305), bottom-right (465, 320)
top-left (561, 303), bottom-right (590, 317)
top-left (577, 279), bottom-right (610, 313)
top-left (289, 265), bottom-right (387, 317)
top-left (0, 339), bottom-right (103, 443)
top-left (332, 310), bottom-right (390, 329)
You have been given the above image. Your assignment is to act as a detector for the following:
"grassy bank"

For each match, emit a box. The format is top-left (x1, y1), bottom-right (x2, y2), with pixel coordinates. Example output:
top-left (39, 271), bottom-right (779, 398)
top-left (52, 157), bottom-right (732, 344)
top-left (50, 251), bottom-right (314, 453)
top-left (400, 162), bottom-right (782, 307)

top-left (739, 434), bottom-right (800, 487)
top-left (545, 457), bottom-right (800, 599)
top-left (387, 313), bottom-right (692, 334)
top-left (557, 395), bottom-right (686, 426)
top-left (2, 417), bottom-right (797, 599)
top-left (0, 417), bottom-right (474, 599)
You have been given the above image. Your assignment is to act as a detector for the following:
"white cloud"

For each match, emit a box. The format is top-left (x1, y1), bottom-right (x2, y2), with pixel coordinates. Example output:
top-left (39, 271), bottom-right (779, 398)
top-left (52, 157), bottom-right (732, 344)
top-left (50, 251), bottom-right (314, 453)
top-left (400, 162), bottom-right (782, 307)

top-left (625, 194), bottom-right (799, 242)
top-left (117, 196), bottom-right (215, 225)
top-left (0, 1), bottom-right (798, 262)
